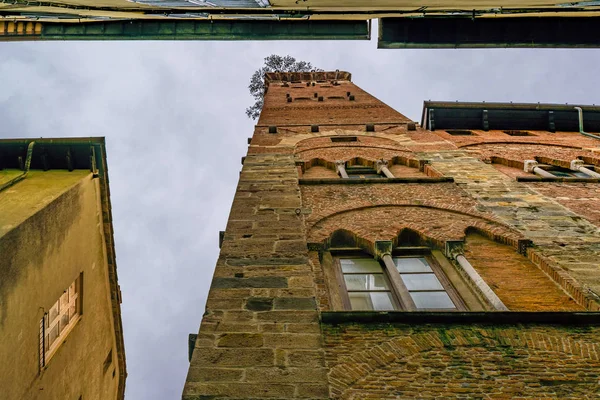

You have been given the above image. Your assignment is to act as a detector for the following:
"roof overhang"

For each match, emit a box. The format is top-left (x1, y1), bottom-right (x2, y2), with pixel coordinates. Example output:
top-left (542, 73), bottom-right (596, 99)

top-left (421, 101), bottom-right (600, 132)
top-left (379, 16), bottom-right (600, 48)
top-left (0, 19), bottom-right (369, 41)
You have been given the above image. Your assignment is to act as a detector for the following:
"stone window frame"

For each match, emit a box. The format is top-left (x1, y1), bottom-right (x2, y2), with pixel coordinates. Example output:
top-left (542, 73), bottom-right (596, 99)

top-left (331, 247), bottom-right (467, 312)
top-left (39, 273), bottom-right (83, 369)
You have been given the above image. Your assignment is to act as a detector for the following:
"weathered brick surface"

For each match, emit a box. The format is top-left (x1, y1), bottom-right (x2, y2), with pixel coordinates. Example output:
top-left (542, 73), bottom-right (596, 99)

top-left (464, 233), bottom-right (584, 311)
top-left (323, 323), bottom-right (600, 399)
top-left (528, 182), bottom-right (600, 227)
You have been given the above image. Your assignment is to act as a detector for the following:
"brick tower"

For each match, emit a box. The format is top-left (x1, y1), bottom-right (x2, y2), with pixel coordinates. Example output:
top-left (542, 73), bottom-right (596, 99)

top-left (183, 71), bottom-right (600, 399)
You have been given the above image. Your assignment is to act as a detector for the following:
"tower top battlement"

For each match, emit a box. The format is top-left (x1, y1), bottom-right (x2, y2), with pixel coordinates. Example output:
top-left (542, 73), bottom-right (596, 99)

top-left (265, 71), bottom-right (352, 87)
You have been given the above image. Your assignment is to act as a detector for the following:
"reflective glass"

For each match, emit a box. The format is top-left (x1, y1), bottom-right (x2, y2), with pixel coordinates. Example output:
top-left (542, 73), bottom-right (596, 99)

top-left (549, 170), bottom-right (589, 178)
top-left (411, 291), bottom-right (455, 309)
top-left (349, 292), bottom-right (396, 311)
top-left (340, 258), bottom-right (382, 273)
top-left (61, 313), bottom-right (70, 331)
top-left (401, 273), bottom-right (444, 291)
top-left (344, 274), bottom-right (389, 291)
top-left (394, 257), bottom-right (432, 273)
top-left (48, 324), bottom-right (59, 346)
top-left (49, 303), bottom-right (59, 323)
top-left (60, 291), bottom-right (69, 306)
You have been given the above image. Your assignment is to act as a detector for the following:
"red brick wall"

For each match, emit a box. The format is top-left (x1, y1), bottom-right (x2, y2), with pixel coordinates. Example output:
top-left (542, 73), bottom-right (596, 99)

top-left (324, 323), bottom-right (600, 399)
top-left (464, 234), bottom-right (583, 311)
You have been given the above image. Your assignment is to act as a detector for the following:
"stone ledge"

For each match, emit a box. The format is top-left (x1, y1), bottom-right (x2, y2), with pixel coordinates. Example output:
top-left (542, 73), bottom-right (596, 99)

top-left (299, 177), bottom-right (454, 185)
top-left (321, 311), bottom-right (600, 325)
top-left (517, 176), bottom-right (600, 182)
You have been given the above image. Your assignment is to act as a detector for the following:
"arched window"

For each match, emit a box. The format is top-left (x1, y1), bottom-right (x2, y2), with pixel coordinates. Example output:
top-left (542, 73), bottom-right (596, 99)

top-left (329, 231), bottom-right (467, 311)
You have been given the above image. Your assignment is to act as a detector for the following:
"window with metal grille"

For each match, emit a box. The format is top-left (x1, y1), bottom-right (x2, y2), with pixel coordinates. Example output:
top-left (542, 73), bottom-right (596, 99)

top-left (40, 274), bottom-right (82, 367)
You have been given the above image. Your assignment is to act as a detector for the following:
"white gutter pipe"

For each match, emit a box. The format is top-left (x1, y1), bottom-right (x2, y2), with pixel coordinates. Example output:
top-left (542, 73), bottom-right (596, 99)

top-left (574, 107), bottom-right (600, 141)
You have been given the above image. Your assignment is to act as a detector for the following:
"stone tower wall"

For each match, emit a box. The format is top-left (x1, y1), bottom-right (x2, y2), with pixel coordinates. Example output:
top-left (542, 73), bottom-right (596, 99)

top-left (183, 72), bottom-right (600, 399)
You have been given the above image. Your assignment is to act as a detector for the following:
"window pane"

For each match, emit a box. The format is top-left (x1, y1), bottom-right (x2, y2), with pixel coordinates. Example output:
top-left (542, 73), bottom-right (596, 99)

top-left (349, 292), bottom-right (396, 311)
top-left (68, 281), bottom-right (77, 298)
top-left (60, 291), bottom-right (69, 307)
top-left (48, 302), bottom-right (59, 323)
top-left (411, 291), bottom-right (456, 309)
top-left (394, 257), bottom-right (432, 273)
top-left (344, 274), bottom-right (389, 291)
top-left (401, 273), bottom-right (444, 291)
top-left (48, 324), bottom-right (59, 346)
top-left (340, 258), bottom-right (382, 273)
top-left (61, 313), bottom-right (70, 331)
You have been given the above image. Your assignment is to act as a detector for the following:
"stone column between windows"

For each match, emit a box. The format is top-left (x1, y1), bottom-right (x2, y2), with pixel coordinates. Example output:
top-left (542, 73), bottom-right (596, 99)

top-left (571, 159), bottom-right (600, 178)
top-left (380, 253), bottom-right (416, 310)
top-left (524, 160), bottom-right (556, 178)
top-left (454, 254), bottom-right (508, 311)
top-left (335, 160), bottom-right (349, 178)
top-left (376, 160), bottom-right (395, 178)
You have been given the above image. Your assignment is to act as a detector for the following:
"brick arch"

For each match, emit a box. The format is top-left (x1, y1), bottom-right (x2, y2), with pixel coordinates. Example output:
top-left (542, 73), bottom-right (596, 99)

top-left (293, 131), bottom-right (407, 150)
top-left (297, 146), bottom-right (412, 164)
top-left (308, 204), bottom-right (521, 250)
top-left (326, 326), bottom-right (600, 399)
top-left (462, 143), bottom-right (600, 166)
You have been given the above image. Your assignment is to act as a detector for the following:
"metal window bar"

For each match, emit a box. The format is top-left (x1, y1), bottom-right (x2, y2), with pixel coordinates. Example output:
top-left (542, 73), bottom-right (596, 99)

top-left (39, 316), bottom-right (46, 370)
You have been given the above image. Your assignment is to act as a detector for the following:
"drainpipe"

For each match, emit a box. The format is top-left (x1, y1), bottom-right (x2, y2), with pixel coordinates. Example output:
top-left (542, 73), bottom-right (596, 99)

top-left (574, 107), bottom-right (600, 141)
top-left (454, 254), bottom-right (509, 311)
top-left (335, 160), bottom-right (349, 179)
top-left (524, 160), bottom-right (555, 178)
top-left (0, 141), bottom-right (35, 193)
top-left (376, 159), bottom-right (394, 178)
top-left (570, 159), bottom-right (600, 178)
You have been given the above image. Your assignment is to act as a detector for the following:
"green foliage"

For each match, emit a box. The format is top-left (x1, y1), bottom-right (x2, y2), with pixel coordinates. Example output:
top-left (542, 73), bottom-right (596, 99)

top-left (245, 54), bottom-right (322, 120)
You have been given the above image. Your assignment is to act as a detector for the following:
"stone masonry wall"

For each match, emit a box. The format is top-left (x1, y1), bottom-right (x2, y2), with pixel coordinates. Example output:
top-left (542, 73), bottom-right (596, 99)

top-left (182, 153), bottom-right (328, 399)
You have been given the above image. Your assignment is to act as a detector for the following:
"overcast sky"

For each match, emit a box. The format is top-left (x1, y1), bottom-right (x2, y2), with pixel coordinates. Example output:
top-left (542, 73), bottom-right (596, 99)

top-left (2, 27), bottom-right (600, 399)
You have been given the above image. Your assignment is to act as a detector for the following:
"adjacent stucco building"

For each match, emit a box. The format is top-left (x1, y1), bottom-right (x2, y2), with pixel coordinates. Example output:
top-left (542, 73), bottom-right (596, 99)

top-left (184, 71), bottom-right (600, 399)
top-left (0, 138), bottom-right (126, 400)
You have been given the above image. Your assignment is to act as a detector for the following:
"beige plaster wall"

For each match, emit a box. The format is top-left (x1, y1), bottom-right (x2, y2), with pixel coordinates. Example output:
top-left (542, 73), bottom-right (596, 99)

top-left (0, 171), bottom-right (121, 400)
